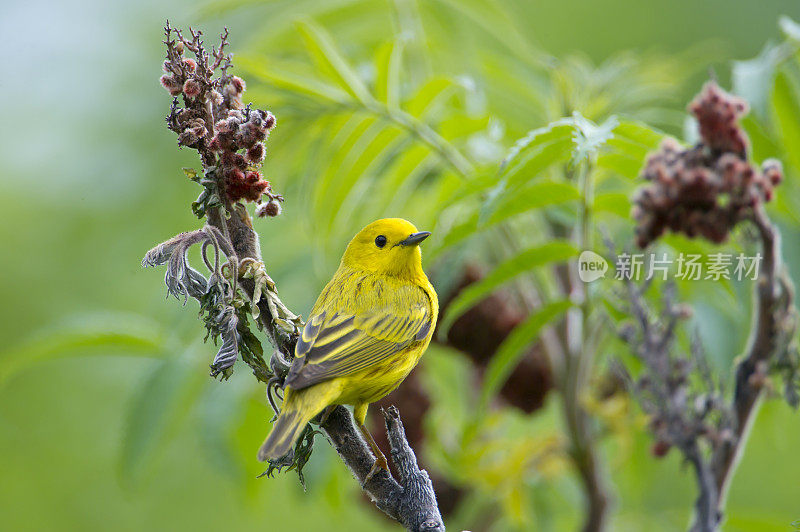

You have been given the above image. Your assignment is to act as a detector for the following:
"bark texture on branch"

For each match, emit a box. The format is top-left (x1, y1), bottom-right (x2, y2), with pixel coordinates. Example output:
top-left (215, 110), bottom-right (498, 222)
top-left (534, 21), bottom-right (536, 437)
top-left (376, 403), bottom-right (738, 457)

top-left (709, 205), bottom-right (796, 517)
top-left (322, 405), bottom-right (444, 531)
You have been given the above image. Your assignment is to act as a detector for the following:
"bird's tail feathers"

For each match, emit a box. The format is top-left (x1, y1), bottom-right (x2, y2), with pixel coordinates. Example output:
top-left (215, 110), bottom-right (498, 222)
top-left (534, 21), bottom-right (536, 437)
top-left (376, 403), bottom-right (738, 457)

top-left (257, 383), bottom-right (341, 462)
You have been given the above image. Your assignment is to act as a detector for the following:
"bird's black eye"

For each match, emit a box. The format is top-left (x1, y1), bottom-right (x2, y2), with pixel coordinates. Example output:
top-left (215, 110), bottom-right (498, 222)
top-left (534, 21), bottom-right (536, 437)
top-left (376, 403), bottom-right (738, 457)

top-left (375, 235), bottom-right (387, 248)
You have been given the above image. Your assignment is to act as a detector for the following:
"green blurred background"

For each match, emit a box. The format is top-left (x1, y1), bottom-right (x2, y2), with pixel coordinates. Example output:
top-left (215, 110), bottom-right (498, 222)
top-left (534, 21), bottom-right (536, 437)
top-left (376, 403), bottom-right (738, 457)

top-left (2, 0), bottom-right (800, 530)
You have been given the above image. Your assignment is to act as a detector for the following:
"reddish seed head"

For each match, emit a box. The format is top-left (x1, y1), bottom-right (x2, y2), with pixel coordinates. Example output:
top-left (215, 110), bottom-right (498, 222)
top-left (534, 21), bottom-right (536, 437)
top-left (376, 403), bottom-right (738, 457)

top-left (183, 79), bottom-right (201, 98)
top-left (226, 169), bottom-right (270, 202)
top-left (215, 119), bottom-right (232, 134)
top-left (160, 74), bottom-right (183, 96)
top-left (221, 151), bottom-right (246, 169)
top-left (247, 143), bottom-right (265, 163)
top-left (183, 57), bottom-right (196, 72)
top-left (232, 153), bottom-right (247, 169)
top-left (256, 199), bottom-right (282, 218)
top-left (225, 167), bottom-right (245, 182)
top-left (231, 76), bottom-right (246, 94)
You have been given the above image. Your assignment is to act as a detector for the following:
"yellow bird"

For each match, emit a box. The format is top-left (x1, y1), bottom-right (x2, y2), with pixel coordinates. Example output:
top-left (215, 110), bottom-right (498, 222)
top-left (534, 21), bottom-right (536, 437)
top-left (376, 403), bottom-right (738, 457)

top-left (258, 218), bottom-right (438, 476)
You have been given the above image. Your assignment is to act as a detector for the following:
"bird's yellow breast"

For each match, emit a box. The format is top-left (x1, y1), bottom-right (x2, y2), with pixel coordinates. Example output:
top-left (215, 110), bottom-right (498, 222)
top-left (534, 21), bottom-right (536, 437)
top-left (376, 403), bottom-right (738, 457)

top-left (310, 266), bottom-right (437, 406)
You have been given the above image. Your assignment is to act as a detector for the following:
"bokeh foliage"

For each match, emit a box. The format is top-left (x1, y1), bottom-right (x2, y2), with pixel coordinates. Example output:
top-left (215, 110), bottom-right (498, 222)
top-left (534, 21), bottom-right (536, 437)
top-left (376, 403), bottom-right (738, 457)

top-left (2, 0), bottom-right (800, 531)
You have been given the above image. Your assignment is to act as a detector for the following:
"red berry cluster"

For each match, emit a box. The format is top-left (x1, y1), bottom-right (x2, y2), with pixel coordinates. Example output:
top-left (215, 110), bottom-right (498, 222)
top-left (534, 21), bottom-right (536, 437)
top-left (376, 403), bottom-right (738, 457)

top-left (209, 106), bottom-right (276, 203)
top-left (689, 82), bottom-right (749, 155)
top-left (633, 82), bottom-right (783, 248)
top-left (160, 40), bottom-right (202, 99)
top-left (159, 23), bottom-right (284, 212)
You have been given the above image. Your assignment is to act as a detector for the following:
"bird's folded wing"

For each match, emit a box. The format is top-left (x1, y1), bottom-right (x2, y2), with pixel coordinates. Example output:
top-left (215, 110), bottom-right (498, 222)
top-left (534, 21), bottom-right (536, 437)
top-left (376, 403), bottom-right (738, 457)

top-left (284, 294), bottom-right (432, 390)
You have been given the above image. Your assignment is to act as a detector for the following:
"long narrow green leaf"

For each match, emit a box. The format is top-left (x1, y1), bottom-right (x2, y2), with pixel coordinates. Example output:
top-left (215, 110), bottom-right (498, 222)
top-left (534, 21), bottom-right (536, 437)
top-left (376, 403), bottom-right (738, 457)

top-left (386, 40), bottom-right (404, 110)
top-left (374, 41), bottom-right (393, 104)
top-left (501, 121), bottom-right (574, 177)
top-left (597, 120), bottom-right (666, 179)
top-left (487, 181), bottom-right (581, 226)
top-left (118, 355), bottom-right (198, 480)
top-left (325, 126), bottom-right (407, 230)
top-left (593, 192), bottom-right (630, 218)
top-left (771, 71), bottom-right (800, 172)
top-left (441, 241), bottom-right (577, 333)
top-left (612, 120), bottom-right (665, 149)
top-left (296, 20), bottom-right (374, 105)
top-left (596, 150), bottom-right (646, 180)
top-left (196, 374), bottom-right (247, 481)
top-left (364, 144), bottom-right (433, 219)
top-left (0, 314), bottom-right (164, 386)
top-left (238, 56), bottom-right (351, 105)
top-left (312, 115), bottom-right (377, 223)
top-left (405, 77), bottom-right (455, 118)
top-left (433, 181), bottom-right (580, 257)
top-left (480, 300), bottom-right (572, 408)
top-left (475, 119), bottom-right (579, 223)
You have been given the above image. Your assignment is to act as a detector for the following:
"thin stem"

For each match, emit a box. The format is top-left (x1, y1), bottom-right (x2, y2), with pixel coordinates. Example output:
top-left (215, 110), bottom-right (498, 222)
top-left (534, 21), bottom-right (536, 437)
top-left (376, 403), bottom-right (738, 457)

top-left (709, 205), bottom-right (796, 514)
top-left (565, 162), bottom-right (610, 532)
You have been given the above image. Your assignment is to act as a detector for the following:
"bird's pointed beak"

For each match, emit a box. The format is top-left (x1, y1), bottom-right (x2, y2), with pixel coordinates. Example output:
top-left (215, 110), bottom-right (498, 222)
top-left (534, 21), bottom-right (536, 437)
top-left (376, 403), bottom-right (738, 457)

top-left (398, 231), bottom-right (431, 246)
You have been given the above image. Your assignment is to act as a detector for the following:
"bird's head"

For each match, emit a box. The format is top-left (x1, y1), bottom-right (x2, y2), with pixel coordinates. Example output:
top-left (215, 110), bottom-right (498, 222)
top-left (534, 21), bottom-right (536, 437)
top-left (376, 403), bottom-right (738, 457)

top-left (341, 218), bottom-right (431, 279)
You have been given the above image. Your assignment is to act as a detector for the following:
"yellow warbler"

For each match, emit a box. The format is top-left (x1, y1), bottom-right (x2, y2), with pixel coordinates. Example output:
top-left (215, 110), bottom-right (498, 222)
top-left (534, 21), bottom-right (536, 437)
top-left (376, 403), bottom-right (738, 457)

top-left (258, 218), bottom-right (438, 476)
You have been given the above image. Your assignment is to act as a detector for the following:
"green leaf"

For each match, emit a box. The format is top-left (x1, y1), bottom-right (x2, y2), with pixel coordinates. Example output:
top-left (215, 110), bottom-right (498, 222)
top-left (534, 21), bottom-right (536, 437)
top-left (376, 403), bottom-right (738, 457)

top-left (596, 150), bottom-right (645, 180)
top-left (488, 181), bottom-right (581, 224)
top-left (593, 192), bottom-right (630, 218)
top-left (779, 15), bottom-right (800, 42)
top-left (0, 313), bottom-right (164, 387)
top-left (295, 20), bottom-right (374, 105)
top-left (312, 115), bottom-right (378, 224)
top-left (433, 181), bottom-right (580, 257)
top-left (431, 0), bottom-right (546, 67)
top-left (476, 121), bottom-right (577, 224)
top-left (368, 144), bottom-right (433, 217)
top-left (480, 300), bottom-right (571, 408)
top-left (197, 375), bottom-right (247, 481)
top-left (238, 56), bottom-right (351, 105)
top-left (440, 241), bottom-right (578, 333)
top-left (597, 120), bottom-right (666, 179)
top-left (118, 353), bottom-right (200, 480)
top-left (733, 43), bottom-right (784, 117)
top-left (405, 78), bottom-right (455, 118)
top-left (374, 39), bottom-right (403, 109)
top-left (612, 120), bottom-right (666, 149)
top-left (570, 112), bottom-right (618, 164)
top-left (325, 125), bottom-right (407, 229)
top-left (771, 71), bottom-right (800, 172)
top-left (501, 120), bottom-right (574, 178)
top-left (439, 115), bottom-right (491, 140)
top-left (741, 114), bottom-right (780, 162)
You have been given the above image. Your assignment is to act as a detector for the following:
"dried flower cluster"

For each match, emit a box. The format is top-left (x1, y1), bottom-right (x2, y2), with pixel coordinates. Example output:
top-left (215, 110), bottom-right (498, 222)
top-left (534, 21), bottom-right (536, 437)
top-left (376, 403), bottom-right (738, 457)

top-left (633, 82), bottom-right (783, 247)
top-left (212, 107), bottom-right (276, 203)
top-left (615, 281), bottom-right (734, 462)
top-left (160, 22), bottom-right (282, 213)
